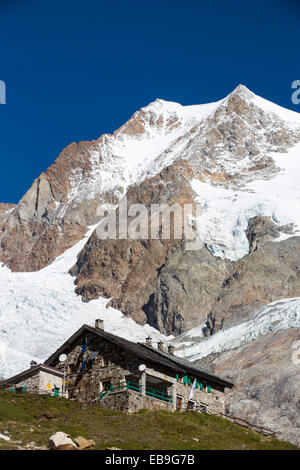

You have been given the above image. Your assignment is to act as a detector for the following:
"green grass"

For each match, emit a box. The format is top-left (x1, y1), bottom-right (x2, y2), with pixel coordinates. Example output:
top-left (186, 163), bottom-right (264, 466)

top-left (0, 390), bottom-right (298, 450)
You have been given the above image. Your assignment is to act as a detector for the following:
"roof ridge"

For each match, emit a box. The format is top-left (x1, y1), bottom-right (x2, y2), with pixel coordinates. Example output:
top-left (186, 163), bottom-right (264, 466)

top-left (138, 342), bottom-right (223, 381)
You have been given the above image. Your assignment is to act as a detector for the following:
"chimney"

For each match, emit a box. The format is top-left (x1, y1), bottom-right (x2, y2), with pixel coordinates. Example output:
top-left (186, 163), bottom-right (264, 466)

top-left (157, 341), bottom-right (164, 351)
top-left (168, 345), bottom-right (174, 355)
top-left (30, 360), bottom-right (37, 368)
top-left (95, 319), bottom-right (104, 330)
top-left (146, 336), bottom-right (152, 347)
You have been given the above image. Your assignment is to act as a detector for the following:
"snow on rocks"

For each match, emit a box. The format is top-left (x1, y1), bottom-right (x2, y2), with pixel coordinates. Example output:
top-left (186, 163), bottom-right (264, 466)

top-left (191, 142), bottom-right (300, 261)
top-left (177, 297), bottom-right (300, 361)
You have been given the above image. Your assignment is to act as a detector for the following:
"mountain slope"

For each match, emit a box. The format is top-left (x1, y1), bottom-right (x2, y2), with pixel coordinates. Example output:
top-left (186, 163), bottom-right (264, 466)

top-left (0, 391), bottom-right (297, 450)
top-left (1, 85), bottom-right (300, 338)
top-left (69, 86), bottom-right (300, 334)
top-left (194, 328), bottom-right (300, 446)
top-left (1, 85), bottom-right (300, 273)
top-left (0, 96), bottom-right (221, 272)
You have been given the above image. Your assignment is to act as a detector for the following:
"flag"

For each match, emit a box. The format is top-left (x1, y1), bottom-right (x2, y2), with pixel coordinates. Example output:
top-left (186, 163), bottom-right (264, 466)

top-left (189, 379), bottom-right (197, 400)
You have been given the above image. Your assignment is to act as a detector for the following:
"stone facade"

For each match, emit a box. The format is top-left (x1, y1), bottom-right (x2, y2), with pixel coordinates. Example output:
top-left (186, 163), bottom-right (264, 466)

top-left (1, 365), bottom-right (64, 396)
top-left (51, 328), bottom-right (227, 415)
top-left (100, 389), bottom-right (174, 413)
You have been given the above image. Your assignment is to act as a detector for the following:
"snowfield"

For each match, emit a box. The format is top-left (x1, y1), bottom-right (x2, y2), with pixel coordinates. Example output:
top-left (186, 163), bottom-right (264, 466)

top-left (176, 297), bottom-right (300, 361)
top-left (0, 226), bottom-right (171, 379)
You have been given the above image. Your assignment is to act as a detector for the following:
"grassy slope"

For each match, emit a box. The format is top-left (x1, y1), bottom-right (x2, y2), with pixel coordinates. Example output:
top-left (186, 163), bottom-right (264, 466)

top-left (0, 391), bottom-right (297, 450)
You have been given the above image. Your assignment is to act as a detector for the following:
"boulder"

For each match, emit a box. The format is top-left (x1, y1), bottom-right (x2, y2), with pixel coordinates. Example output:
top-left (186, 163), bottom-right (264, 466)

top-left (49, 431), bottom-right (77, 450)
top-left (74, 436), bottom-right (95, 449)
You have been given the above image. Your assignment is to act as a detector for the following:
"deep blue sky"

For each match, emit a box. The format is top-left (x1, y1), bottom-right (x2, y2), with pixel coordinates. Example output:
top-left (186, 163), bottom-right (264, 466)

top-left (0, 0), bottom-right (299, 203)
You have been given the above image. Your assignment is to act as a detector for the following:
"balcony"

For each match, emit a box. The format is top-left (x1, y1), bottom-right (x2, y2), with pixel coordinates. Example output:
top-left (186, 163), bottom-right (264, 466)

top-left (100, 380), bottom-right (173, 403)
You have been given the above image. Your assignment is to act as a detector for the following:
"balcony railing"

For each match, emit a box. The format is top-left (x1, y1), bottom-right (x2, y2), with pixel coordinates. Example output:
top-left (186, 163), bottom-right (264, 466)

top-left (100, 380), bottom-right (173, 403)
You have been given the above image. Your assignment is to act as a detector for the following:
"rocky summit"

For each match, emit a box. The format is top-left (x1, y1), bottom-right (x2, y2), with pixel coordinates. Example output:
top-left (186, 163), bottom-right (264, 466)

top-left (0, 85), bottom-right (300, 445)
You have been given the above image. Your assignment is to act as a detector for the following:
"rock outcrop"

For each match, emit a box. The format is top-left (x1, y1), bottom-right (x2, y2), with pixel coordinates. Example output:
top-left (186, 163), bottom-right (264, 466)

top-left (207, 235), bottom-right (300, 333)
top-left (245, 215), bottom-right (294, 253)
top-left (70, 161), bottom-right (213, 334)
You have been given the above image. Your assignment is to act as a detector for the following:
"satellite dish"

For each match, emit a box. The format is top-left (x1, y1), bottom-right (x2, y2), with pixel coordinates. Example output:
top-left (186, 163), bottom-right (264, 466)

top-left (59, 354), bottom-right (67, 362)
top-left (138, 364), bottom-right (146, 372)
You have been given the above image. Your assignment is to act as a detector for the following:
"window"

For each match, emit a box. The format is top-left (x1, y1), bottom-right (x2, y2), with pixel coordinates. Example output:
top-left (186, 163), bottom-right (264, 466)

top-left (176, 396), bottom-right (183, 410)
top-left (101, 379), bottom-right (112, 392)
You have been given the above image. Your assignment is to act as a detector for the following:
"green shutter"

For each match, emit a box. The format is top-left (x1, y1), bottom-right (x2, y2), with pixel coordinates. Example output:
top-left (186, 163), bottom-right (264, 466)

top-left (188, 377), bottom-right (191, 386)
top-left (195, 380), bottom-right (199, 389)
top-left (200, 382), bottom-right (203, 390)
top-left (207, 385), bottom-right (211, 393)
top-left (176, 374), bottom-right (179, 382)
top-left (183, 375), bottom-right (188, 385)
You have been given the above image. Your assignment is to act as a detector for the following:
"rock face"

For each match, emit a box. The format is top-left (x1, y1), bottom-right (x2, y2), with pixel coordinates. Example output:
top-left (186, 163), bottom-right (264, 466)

top-left (196, 328), bottom-right (300, 446)
top-left (0, 142), bottom-right (100, 271)
top-left (245, 215), bottom-right (294, 253)
top-left (0, 203), bottom-right (15, 232)
top-left (71, 161), bottom-right (206, 333)
top-left (207, 235), bottom-right (300, 333)
top-left (142, 244), bottom-right (230, 334)
top-left (70, 159), bottom-right (231, 334)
